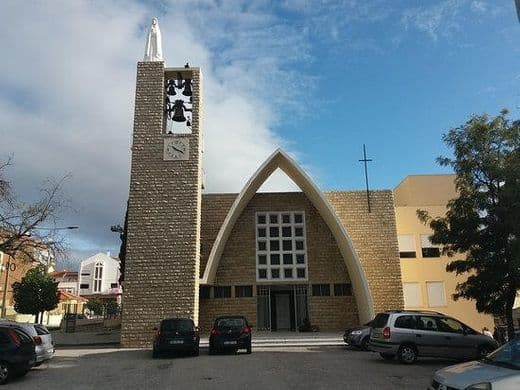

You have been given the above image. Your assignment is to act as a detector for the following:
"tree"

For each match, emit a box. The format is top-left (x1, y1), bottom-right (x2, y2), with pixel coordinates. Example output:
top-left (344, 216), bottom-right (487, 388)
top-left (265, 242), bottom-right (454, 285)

top-left (418, 109), bottom-right (520, 340)
top-left (12, 265), bottom-right (59, 323)
top-left (0, 157), bottom-right (70, 263)
top-left (86, 298), bottom-right (104, 316)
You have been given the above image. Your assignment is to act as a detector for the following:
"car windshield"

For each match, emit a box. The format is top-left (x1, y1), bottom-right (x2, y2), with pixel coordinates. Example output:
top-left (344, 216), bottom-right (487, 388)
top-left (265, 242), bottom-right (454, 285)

top-left (483, 338), bottom-right (520, 370)
top-left (216, 318), bottom-right (245, 329)
top-left (161, 320), bottom-right (193, 332)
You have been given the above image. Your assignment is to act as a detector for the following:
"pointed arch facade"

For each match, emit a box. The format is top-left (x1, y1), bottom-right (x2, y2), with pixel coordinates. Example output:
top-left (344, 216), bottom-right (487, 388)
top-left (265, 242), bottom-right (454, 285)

top-left (201, 149), bottom-right (375, 323)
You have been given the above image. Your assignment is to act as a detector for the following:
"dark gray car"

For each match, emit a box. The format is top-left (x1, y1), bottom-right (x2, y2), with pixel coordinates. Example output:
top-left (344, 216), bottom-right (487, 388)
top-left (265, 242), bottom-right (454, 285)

top-left (343, 321), bottom-right (372, 350)
top-left (369, 311), bottom-right (499, 364)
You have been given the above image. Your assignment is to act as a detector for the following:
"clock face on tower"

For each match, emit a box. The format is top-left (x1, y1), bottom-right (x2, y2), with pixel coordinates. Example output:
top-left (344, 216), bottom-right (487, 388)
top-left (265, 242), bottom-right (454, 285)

top-left (164, 137), bottom-right (189, 160)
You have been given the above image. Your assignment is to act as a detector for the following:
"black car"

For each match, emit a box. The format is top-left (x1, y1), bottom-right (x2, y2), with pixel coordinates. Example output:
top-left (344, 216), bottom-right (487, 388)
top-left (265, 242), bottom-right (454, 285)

top-left (0, 325), bottom-right (36, 384)
top-left (209, 316), bottom-right (252, 355)
top-left (152, 318), bottom-right (200, 358)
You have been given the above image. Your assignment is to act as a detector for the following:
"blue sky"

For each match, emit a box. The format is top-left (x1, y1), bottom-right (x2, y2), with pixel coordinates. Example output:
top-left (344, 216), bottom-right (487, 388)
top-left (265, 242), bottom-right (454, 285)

top-left (0, 0), bottom-right (519, 267)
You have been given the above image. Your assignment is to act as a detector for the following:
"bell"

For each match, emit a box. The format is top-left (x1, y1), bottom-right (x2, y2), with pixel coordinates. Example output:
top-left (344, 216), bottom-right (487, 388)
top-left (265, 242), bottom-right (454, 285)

top-left (182, 79), bottom-right (192, 96)
top-left (172, 100), bottom-right (187, 122)
top-left (166, 80), bottom-right (176, 96)
top-left (186, 116), bottom-right (191, 127)
top-left (175, 72), bottom-right (184, 89)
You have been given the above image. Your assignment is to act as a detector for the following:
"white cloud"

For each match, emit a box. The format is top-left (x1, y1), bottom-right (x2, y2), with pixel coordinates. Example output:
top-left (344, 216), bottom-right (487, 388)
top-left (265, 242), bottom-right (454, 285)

top-left (0, 0), bottom-right (311, 267)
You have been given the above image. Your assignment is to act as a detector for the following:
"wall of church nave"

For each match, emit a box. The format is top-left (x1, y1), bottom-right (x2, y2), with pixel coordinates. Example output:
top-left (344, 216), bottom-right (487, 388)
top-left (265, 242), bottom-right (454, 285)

top-left (309, 296), bottom-right (359, 330)
top-left (199, 297), bottom-right (256, 332)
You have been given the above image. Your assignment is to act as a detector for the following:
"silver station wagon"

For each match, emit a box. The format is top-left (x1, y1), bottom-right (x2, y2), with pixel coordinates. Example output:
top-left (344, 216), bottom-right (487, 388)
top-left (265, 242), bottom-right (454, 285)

top-left (368, 311), bottom-right (498, 364)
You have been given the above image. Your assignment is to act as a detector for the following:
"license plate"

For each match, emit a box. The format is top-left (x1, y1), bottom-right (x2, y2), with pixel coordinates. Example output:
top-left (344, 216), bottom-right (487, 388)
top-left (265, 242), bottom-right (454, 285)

top-left (223, 341), bottom-right (237, 345)
top-left (170, 340), bottom-right (184, 345)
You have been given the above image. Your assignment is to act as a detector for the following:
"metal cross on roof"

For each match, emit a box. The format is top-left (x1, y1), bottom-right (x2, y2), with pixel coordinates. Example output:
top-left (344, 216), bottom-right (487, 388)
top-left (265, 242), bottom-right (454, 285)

top-left (358, 144), bottom-right (373, 213)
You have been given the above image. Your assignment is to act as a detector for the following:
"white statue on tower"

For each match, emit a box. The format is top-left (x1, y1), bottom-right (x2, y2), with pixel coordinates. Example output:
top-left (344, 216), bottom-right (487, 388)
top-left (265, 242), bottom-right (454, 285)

top-left (143, 18), bottom-right (163, 62)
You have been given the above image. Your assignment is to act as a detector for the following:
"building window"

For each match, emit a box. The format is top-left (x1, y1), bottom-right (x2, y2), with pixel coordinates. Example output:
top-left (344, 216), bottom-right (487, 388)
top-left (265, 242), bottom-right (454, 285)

top-left (199, 286), bottom-right (210, 299)
top-left (80, 283), bottom-right (89, 289)
top-left (312, 284), bottom-right (330, 296)
top-left (403, 282), bottom-right (422, 308)
top-left (420, 235), bottom-right (440, 258)
top-left (93, 262), bottom-right (103, 293)
top-left (110, 283), bottom-right (118, 289)
top-left (256, 211), bottom-right (307, 282)
top-left (398, 235), bottom-right (416, 258)
top-left (426, 281), bottom-right (446, 307)
top-left (334, 283), bottom-right (352, 296)
top-left (235, 285), bottom-right (253, 298)
top-left (81, 272), bottom-right (90, 276)
top-left (214, 286), bottom-right (231, 298)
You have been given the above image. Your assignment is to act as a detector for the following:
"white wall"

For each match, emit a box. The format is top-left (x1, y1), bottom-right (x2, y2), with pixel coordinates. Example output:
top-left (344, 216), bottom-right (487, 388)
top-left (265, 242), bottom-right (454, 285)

top-left (78, 253), bottom-right (120, 295)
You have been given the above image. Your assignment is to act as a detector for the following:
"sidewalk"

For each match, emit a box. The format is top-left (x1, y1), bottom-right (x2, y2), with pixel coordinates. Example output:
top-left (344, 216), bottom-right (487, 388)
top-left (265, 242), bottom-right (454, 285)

top-left (52, 329), bottom-right (344, 347)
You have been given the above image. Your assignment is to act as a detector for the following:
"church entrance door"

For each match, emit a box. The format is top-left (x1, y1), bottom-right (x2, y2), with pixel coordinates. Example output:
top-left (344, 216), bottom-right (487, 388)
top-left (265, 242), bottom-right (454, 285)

top-left (256, 285), bottom-right (308, 331)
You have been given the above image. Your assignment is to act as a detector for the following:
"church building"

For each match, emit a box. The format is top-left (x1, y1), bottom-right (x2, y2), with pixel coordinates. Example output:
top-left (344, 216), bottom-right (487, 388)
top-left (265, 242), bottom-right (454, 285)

top-left (120, 20), bottom-right (404, 347)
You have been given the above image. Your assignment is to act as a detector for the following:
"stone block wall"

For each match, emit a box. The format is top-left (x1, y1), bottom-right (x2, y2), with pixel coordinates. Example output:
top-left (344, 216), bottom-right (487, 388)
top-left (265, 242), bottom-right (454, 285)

top-left (199, 296), bottom-right (256, 332)
top-left (325, 191), bottom-right (404, 314)
top-left (121, 63), bottom-right (202, 347)
top-left (199, 192), bottom-right (359, 331)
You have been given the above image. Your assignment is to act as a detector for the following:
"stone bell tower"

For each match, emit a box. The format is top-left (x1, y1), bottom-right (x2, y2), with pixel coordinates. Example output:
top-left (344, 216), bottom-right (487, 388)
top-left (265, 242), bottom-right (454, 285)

top-left (121, 19), bottom-right (202, 347)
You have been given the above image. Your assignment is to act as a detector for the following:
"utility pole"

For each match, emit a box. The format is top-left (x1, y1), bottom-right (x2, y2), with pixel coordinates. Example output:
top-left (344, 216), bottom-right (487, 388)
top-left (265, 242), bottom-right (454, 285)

top-left (359, 144), bottom-right (373, 213)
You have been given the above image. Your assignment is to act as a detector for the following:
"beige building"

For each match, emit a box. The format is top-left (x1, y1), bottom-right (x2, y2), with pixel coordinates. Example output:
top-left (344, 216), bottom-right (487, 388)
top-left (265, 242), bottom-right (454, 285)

top-left (394, 174), bottom-right (495, 332)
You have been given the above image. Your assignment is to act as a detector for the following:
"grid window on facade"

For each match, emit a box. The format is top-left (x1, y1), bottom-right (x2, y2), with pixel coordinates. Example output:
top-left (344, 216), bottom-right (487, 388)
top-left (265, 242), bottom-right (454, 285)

top-left (235, 285), bottom-right (253, 298)
top-left (256, 211), bottom-right (307, 281)
top-left (420, 235), bottom-right (441, 258)
top-left (312, 284), bottom-right (330, 296)
top-left (333, 283), bottom-right (352, 296)
top-left (214, 286), bottom-right (231, 298)
top-left (398, 235), bottom-right (416, 258)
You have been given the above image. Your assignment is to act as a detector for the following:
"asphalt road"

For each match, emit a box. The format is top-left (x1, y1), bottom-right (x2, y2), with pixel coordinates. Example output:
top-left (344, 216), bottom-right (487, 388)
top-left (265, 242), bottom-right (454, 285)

top-left (7, 346), bottom-right (452, 389)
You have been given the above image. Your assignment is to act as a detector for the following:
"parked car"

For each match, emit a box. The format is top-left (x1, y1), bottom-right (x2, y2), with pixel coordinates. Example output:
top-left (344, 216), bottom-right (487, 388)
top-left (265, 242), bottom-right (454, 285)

top-left (343, 321), bottom-right (372, 350)
top-left (209, 316), bottom-right (252, 355)
top-left (152, 318), bottom-right (200, 358)
top-left (369, 310), bottom-right (498, 364)
top-left (0, 320), bottom-right (54, 366)
top-left (429, 337), bottom-right (520, 390)
top-left (0, 325), bottom-right (36, 384)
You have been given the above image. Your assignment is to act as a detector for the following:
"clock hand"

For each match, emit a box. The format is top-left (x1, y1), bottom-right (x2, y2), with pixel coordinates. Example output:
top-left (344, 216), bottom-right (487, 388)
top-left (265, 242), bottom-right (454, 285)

top-left (172, 146), bottom-right (184, 153)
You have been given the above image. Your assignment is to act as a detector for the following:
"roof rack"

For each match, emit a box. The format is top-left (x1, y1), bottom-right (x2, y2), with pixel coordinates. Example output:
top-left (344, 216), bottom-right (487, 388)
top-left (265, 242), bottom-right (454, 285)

top-left (388, 310), bottom-right (445, 315)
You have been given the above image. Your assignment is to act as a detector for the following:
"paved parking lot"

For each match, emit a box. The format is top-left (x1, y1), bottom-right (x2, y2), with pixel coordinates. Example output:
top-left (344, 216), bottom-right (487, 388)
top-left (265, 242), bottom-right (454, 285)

top-left (7, 345), bottom-right (452, 389)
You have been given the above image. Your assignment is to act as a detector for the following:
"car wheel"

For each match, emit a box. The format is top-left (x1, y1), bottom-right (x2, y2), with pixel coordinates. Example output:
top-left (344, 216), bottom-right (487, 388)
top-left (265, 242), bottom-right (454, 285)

top-left (209, 344), bottom-right (216, 355)
top-left (152, 348), bottom-right (159, 359)
top-left (379, 353), bottom-right (395, 360)
top-left (360, 337), bottom-right (370, 351)
top-left (246, 344), bottom-right (252, 354)
top-left (193, 347), bottom-right (200, 356)
top-left (0, 361), bottom-right (10, 385)
top-left (477, 344), bottom-right (494, 359)
top-left (397, 345), bottom-right (417, 364)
